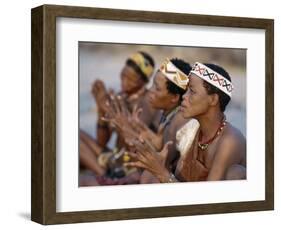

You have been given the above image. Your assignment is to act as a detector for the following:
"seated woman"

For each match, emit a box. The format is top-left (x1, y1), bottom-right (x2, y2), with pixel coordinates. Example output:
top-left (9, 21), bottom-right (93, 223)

top-left (82, 58), bottom-right (191, 185)
top-left (137, 58), bottom-right (192, 184)
top-left (126, 62), bottom-right (246, 182)
top-left (79, 51), bottom-right (157, 179)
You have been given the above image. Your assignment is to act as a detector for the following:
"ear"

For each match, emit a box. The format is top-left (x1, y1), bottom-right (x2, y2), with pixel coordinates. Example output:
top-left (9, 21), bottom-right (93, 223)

top-left (208, 93), bottom-right (219, 107)
top-left (170, 94), bottom-right (180, 104)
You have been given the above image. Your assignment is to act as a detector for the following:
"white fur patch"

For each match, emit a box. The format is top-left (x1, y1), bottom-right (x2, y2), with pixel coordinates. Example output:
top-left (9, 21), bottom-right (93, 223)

top-left (176, 118), bottom-right (200, 156)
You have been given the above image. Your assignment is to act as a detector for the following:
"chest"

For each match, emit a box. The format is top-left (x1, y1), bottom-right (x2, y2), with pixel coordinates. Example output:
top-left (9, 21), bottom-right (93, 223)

top-left (197, 139), bottom-right (219, 169)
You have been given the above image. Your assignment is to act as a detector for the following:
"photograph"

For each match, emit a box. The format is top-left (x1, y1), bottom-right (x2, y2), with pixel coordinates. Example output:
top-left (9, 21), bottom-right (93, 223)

top-left (78, 43), bottom-right (247, 186)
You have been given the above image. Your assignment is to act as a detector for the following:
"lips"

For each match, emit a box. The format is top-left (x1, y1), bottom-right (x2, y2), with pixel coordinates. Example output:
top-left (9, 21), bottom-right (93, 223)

top-left (180, 101), bottom-right (186, 108)
top-left (179, 102), bottom-right (187, 112)
top-left (148, 97), bottom-right (154, 105)
top-left (148, 93), bottom-right (154, 103)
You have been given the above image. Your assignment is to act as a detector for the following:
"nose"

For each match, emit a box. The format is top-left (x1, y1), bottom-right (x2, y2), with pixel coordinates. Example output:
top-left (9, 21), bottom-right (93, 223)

top-left (183, 90), bottom-right (190, 100)
top-left (149, 84), bottom-right (156, 93)
top-left (149, 83), bottom-right (155, 90)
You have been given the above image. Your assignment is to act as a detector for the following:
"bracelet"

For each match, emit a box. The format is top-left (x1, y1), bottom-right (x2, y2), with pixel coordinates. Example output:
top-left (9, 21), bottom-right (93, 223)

top-left (167, 173), bottom-right (178, 183)
top-left (97, 121), bottom-right (109, 129)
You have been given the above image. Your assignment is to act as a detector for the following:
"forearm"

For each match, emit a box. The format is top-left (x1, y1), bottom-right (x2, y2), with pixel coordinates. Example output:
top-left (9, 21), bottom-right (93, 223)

top-left (96, 119), bottom-right (111, 148)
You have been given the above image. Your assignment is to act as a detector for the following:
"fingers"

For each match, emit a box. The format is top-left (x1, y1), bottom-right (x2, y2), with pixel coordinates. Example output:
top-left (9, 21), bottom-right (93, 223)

top-left (96, 79), bottom-right (106, 91)
top-left (117, 95), bottom-right (129, 116)
top-left (136, 118), bottom-right (148, 132)
top-left (123, 161), bottom-right (147, 170)
top-left (124, 137), bottom-right (134, 147)
top-left (126, 151), bottom-right (147, 165)
top-left (109, 94), bottom-right (119, 114)
top-left (132, 139), bottom-right (156, 161)
top-left (92, 80), bottom-right (110, 116)
top-left (116, 95), bottom-right (124, 112)
top-left (159, 141), bottom-right (173, 159)
top-left (100, 116), bottom-right (110, 123)
top-left (108, 90), bottom-right (115, 99)
top-left (135, 108), bottom-right (143, 119)
top-left (130, 116), bottom-right (148, 136)
top-left (108, 88), bottom-right (114, 95)
top-left (143, 138), bottom-right (157, 153)
top-left (102, 101), bottom-right (114, 119)
top-left (100, 116), bottom-right (118, 129)
top-left (162, 141), bottom-right (173, 152)
top-left (132, 139), bottom-right (148, 153)
top-left (130, 121), bottom-right (145, 134)
top-left (132, 106), bottom-right (143, 121)
top-left (158, 123), bottom-right (166, 135)
top-left (91, 81), bottom-right (99, 98)
top-left (92, 80), bottom-right (106, 95)
top-left (132, 104), bottom-right (138, 116)
top-left (126, 151), bottom-right (138, 159)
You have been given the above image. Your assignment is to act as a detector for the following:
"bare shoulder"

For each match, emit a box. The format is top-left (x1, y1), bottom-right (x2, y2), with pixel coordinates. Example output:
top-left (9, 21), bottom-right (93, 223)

top-left (220, 123), bottom-right (246, 146)
top-left (216, 123), bottom-right (246, 164)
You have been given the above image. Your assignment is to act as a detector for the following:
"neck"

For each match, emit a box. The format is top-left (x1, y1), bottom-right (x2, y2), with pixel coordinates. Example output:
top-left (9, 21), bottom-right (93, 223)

top-left (163, 103), bottom-right (178, 116)
top-left (197, 109), bottom-right (224, 143)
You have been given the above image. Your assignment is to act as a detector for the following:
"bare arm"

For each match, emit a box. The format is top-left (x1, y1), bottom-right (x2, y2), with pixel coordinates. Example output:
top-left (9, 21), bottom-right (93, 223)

top-left (207, 135), bottom-right (242, 181)
top-left (96, 119), bottom-right (112, 148)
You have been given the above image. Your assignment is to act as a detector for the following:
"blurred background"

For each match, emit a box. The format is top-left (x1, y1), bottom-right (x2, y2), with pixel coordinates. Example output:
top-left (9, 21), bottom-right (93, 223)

top-left (79, 42), bottom-right (246, 148)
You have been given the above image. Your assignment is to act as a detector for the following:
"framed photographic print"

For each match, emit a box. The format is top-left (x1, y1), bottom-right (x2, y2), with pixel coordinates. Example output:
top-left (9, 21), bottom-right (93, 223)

top-left (31, 4), bottom-right (274, 225)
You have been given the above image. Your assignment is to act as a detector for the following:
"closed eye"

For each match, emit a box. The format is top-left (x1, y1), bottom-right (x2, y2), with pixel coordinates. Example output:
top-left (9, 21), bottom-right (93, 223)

top-left (190, 88), bottom-right (195, 94)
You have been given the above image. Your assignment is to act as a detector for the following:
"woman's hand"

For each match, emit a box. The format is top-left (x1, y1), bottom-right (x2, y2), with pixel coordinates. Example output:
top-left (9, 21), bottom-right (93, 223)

top-left (130, 106), bottom-right (165, 151)
top-left (91, 80), bottom-right (110, 117)
top-left (124, 140), bottom-right (173, 183)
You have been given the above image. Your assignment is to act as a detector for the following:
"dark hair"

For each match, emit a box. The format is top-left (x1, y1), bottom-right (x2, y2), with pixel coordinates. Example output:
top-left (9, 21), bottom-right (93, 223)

top-left (166, 58), bottom-right (192, 101)
top-left (126, 51), bottom-right (155, 83)
top-left (202, 63), bottom-right (231, 112)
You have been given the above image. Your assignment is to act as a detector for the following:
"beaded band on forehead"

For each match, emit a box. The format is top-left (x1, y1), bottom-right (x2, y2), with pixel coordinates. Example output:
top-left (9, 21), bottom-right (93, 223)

top-left (190, 62), bottom-right (234, 98)
top-left (159, 58), bottom-right (189, 90)
top-left (129, 52), bottom-right (154, 79)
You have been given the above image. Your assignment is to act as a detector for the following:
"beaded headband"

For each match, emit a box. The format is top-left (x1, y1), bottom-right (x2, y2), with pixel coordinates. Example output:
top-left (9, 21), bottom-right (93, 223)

top-left (190, 62), bottom-right (234, 97)
top-left (159, 58), bottom-right (189, 90)
top-left (129, 52), bottom-right (154, 79)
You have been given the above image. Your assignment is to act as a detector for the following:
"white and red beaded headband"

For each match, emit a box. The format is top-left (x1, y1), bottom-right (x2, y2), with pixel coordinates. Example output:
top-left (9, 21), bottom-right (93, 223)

top-left (190, 62), bottom-right (234, 98)
top-left (159, 58), bottom-right (189, 90)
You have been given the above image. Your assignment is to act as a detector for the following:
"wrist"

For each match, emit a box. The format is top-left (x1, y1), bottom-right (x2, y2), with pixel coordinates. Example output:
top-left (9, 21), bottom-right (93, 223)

top-left (159, 170), bottom-right (178, 183)
top-left (97, 118), bottom-right (108, 128)
top-left (97, 110), bottom-right (105, 118)
top-left (166, 172), bottom-right (178, 183)
top-left (158, 169), bottom-right (174, 183)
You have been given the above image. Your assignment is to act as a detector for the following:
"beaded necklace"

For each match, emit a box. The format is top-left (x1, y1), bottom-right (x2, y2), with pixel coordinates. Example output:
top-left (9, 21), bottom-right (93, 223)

top-left (198, 116), bottom-right (226, 151)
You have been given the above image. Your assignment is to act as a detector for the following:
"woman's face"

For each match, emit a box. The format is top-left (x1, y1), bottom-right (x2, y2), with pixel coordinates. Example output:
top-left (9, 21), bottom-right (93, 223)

top-left (148, 71), bottom-right (176, 110)
top-left (120, 65), bottom-right (143, 94)
top-left (180, 74), bottom-right (211, 119)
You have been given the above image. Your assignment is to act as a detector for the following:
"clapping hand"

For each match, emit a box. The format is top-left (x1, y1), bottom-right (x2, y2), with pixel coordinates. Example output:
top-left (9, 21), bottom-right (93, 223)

top-left (130, 106), bottom-right (165, 151)
top-left (91, 80), bottom-right (110, 117)
top-left (124, 140), bottom-right (173, 183)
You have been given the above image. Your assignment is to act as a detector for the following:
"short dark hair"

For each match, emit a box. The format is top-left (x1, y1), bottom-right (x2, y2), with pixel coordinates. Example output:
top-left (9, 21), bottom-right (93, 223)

top-left (166, 58), bottom-right (192, 101)
top-left (126, 51), bottom-right (155, 83)
top-left (202, 63), bottom-right (231, 112)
